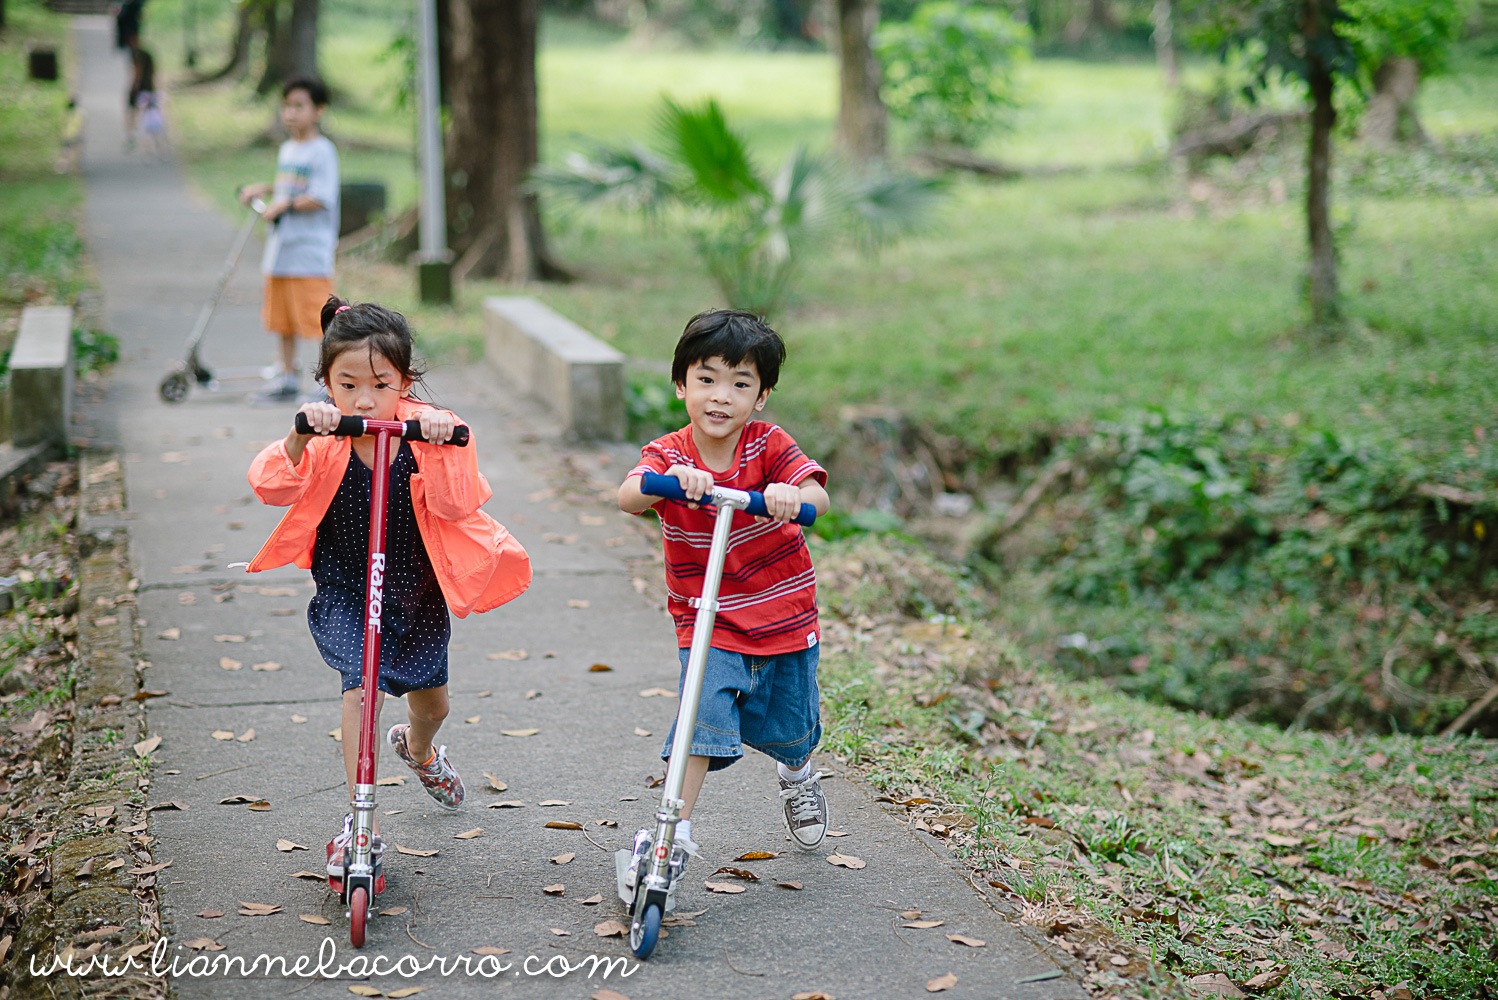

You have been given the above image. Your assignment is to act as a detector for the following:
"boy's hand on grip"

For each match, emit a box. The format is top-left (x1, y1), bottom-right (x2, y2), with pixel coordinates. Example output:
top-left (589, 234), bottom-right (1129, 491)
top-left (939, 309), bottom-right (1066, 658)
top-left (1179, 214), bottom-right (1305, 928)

top-left (417, 409), bottom-right (455, 446)
top-left (295, 401), bottom-right (342, 437)
top-left (760, 482), bottom-right (803, 523)
top-left (665, 464), bottom-right (714, 508)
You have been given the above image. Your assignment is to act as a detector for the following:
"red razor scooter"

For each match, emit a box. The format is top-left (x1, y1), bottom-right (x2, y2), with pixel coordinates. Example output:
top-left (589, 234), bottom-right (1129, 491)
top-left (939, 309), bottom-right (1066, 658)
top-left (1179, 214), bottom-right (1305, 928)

top-left (294, 412), bottom-right (470, 947)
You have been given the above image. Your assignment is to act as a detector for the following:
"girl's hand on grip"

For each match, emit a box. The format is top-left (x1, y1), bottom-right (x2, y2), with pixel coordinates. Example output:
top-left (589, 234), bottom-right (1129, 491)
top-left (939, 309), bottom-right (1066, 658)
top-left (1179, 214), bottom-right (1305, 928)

top-left (296, 401), bottom-right (341, 437)
top-left (418, 409), bottom-right (455, 445)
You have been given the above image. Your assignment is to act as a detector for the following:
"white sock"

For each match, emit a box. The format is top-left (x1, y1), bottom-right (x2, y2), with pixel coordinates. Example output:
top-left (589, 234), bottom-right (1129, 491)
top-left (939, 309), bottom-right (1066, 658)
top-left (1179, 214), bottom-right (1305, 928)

top-left (778, 760), bottom-right (812, 783)
top-left (676, 818), bottom-right (693, 844)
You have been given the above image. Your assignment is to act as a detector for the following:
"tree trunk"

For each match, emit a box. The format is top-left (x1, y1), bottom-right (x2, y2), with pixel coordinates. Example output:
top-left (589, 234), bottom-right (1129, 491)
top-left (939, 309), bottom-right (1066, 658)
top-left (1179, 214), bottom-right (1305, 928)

top-left (1151, 0), bottom-right (1177, 88)
top-left (194, 0), bottom-right (255, 84)
top-left (1064, 0), bottom-right (1118, 46)
top-left (834, 0), bottom-right (886, 163)
top-left (445, 0), bottom-right (564, 282)
top-left (256, 1), bottom-right (288, 95)
top-left (1362, 56), bottom-right (1426, 147)
top-left (1306, 53), bottom-right (1338, 327)
top-left (285, 0), bottom-right (319, 81)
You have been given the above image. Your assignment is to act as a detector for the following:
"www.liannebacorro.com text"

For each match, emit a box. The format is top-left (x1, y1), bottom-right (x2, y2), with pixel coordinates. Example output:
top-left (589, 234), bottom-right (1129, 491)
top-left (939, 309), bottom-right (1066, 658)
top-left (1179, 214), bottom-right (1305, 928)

top-left (29, 937), bottom-right (640, 981)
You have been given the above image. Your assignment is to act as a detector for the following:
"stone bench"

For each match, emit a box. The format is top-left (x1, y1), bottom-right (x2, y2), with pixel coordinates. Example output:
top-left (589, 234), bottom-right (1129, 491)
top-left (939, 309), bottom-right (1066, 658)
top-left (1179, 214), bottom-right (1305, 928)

top-left (11, 305), bottom-right (75, 449)
top-left (483, 297), bottom-right (625, 441)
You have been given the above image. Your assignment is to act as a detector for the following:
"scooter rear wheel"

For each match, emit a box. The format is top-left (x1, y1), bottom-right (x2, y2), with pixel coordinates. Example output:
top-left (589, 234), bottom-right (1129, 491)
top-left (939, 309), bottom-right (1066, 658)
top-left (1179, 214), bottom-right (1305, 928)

top-left (349, 886), bottom-right (368, 948)
top-left (629, 902), bottom-right (661, 959)
top-left (159, 370), bottom-right (190, 404)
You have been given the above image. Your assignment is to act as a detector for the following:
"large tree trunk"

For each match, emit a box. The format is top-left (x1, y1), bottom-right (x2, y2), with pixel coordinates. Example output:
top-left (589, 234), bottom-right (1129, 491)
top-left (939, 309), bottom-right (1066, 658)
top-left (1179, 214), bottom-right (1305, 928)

top-left (1151, 0), bottom-right (1177, 88)
top-left (256, 1), bottom-right (288, 95)
top-left (256, 0), bottom-right (317, 95)
top-left (1064, 0), bottom-right (1118, 46)
top-left (445, 0), bottom-right (563, 282)
top-left (834, 0), bottom-right (886, 163)
top-left (1306, 52), bottom-right (1339, 327)
top-left (1362, 56), bottom-right (1427, 147)
top-left (285, 0), bottom-right (319, 80)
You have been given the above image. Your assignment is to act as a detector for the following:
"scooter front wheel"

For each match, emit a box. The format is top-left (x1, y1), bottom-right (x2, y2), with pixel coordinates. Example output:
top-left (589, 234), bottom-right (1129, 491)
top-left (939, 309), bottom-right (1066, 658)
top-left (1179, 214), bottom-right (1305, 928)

top-left (159, 370), bottom-right (190, 404)
top-left (629, 901), bottom-right (661, 959)
top-left (349, 886), bottom-right (368, 948)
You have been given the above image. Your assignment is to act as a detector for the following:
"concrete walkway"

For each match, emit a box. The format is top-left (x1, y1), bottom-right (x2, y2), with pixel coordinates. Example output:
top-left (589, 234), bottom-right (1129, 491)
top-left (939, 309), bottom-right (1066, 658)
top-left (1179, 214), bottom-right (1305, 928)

top-left (70, 17), bottom-right (1082, 999)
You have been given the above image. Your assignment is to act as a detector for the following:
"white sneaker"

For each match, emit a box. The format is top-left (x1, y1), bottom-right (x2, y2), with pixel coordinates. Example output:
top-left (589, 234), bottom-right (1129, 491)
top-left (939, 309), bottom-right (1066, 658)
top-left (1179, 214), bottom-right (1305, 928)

top-left (779, 771), bottom-right (829, 851)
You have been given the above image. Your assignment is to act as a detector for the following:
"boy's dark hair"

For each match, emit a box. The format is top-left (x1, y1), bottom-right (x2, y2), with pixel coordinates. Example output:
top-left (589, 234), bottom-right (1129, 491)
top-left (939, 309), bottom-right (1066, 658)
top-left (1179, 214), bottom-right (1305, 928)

top-left (671, 310), bottom-right (787, 393)
top-left (282, 76), bottom-right (329, 107)
top-left (314, 296), bottom-right (426, 394)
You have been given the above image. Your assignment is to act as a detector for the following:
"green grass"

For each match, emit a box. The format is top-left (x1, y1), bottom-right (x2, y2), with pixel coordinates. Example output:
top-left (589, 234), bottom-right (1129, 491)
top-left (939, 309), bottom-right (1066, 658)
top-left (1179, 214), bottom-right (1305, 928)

top-left (813, 536), bottom-right (1498, 999)
top-left (0, 0), bottom-right (73, 180)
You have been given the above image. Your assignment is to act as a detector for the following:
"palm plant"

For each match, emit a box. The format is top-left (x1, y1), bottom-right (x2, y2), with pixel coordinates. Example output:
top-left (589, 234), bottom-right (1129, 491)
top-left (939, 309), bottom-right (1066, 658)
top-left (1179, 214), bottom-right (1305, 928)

top-left (533, 98), bottom-right (943, 316)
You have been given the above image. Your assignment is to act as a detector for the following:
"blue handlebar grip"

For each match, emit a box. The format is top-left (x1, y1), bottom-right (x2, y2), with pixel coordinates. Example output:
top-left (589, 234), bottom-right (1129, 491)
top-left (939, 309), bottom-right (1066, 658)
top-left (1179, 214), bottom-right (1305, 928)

top-left (639, 471), bottom-right (816, 527)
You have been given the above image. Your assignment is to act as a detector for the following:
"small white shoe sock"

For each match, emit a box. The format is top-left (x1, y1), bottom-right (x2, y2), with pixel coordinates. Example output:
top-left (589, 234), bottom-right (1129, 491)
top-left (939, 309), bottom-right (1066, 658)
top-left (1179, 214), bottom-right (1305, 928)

top-left (778, 760), bottom-right (812, 783)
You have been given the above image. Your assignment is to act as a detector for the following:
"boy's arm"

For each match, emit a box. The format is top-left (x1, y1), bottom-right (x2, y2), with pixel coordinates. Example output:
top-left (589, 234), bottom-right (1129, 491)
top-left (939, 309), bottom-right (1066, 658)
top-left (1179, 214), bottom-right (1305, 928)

top-left (618, 464), bottom-right (714, 514)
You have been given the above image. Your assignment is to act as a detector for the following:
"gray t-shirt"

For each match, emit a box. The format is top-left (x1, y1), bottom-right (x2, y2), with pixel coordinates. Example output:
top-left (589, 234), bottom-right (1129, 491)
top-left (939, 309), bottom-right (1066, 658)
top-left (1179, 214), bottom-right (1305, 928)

top-left (260, 135), bottom-right (340, 277)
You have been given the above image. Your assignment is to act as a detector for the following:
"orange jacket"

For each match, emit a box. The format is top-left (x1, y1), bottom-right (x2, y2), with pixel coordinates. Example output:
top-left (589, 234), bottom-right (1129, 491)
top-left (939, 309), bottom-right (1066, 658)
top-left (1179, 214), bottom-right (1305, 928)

top-left (245, 398), bottom-right (531, 618)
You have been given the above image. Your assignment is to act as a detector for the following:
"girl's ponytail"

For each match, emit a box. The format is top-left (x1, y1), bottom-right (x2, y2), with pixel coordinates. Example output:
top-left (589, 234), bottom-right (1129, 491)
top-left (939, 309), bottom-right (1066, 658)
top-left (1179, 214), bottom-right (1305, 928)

top-left (320, 294), bottom-right (349, 335)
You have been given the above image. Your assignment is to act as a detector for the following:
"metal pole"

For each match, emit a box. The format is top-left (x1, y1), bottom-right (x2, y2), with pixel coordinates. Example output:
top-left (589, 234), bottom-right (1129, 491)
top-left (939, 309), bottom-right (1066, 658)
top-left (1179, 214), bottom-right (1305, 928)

top-left (414, 0), bottom-right (452, 303)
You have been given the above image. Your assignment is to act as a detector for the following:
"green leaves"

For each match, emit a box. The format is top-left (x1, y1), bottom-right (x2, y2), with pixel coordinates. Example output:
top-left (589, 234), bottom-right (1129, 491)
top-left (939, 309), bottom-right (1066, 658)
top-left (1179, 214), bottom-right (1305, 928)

top-left (654, 98), bottom-right (764, 207)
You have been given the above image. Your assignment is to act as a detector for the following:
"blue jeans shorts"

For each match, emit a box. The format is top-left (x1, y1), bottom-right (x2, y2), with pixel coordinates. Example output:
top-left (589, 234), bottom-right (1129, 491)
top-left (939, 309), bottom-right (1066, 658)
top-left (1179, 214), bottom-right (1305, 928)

top-left (660, 644), bottom-right (822, 772)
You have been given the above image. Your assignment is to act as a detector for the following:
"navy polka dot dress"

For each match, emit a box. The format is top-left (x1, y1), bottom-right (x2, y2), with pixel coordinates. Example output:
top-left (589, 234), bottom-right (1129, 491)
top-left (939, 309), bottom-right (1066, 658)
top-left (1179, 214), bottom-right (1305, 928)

top-left (309, 441), bottom-right (449, 697)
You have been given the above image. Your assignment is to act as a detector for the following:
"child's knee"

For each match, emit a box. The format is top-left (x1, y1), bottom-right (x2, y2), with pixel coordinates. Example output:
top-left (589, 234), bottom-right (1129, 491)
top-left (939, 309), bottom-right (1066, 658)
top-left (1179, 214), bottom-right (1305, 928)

top-left (408, 694), bottom-right (448, 724)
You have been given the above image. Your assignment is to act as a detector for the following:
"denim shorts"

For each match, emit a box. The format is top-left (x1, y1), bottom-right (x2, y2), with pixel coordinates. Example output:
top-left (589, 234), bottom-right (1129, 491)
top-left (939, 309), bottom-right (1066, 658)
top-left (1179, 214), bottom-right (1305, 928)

top-left (660, 644), bottom-right (822, 772)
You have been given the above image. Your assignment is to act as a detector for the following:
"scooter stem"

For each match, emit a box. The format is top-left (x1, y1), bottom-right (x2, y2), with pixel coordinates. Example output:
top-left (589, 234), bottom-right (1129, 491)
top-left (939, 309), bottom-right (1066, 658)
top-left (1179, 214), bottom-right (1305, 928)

top-left (349, 427), bottom-right (394, 881)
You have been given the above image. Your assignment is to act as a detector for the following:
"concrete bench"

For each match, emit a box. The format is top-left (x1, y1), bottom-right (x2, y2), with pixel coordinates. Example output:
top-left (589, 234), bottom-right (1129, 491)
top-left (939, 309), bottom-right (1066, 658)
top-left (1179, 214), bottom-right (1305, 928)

top-left (11, 305), bottom-right (75, 449)
top-left (483, 297), bottom-right (625, 441)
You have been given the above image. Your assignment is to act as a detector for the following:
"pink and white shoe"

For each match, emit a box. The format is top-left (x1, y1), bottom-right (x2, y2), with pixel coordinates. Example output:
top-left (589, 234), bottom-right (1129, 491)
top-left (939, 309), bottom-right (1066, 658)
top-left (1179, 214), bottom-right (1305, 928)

top-left (388, 724), bottom-right (465, 809)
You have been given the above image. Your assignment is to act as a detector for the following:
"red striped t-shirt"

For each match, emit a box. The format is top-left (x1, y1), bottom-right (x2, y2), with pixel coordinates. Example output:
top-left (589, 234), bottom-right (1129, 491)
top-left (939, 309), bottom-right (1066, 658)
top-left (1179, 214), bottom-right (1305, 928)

top-left (630, 421), bottom-right (827, 654)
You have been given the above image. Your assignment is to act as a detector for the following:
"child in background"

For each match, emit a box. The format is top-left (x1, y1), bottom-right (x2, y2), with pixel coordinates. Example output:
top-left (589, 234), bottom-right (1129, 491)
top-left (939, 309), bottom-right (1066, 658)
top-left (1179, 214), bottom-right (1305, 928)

top-left (238, 77), bottom-right (340, 403)
top-left (246, 296), bottom-right (531, 879)
top-left (136, 89), bottom-right (166, 158)
top-left (617, 309), bottom-right (832, 881)
top-left (57, 97), bottom-right (84, 174)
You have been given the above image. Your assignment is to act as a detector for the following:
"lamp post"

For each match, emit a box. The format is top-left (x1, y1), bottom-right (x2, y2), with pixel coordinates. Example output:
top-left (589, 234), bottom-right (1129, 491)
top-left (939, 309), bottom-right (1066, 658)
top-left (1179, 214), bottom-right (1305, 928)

top-left (414, 0), bottom-right (452, 304)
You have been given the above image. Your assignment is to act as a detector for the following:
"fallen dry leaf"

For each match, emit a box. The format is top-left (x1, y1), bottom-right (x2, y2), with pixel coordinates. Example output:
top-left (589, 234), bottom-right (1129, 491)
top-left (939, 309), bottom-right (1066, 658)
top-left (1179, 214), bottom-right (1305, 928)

top-left (827, 853), bottom-right (866, 870)
top-left (248, 800), bottom-right (272, 812)
top-left (464, 716), bottom-right (481, 724)
top-left (542, 884), bottom-right (565, 896)
top-left (453, 829), bottom-right (484, 840)
top-left (592, 990), bottom-right (630, 1000)
top-left (1188, 974), bottom-right (1246, 998)
top-left (236, 729), bottom-right (256, 742)
top-left (393, 844), bottom-right (439, 858)
top-left (550, 852), bottom-right (575, 865)
top-left (538, 799), bottom-right (571, 807)
top-left (825, 830), bottom-right (850, 838)
top-left (900, 910), bottom-right (922, 919)
top-left (347, 988), bottom-right (381, 998)
top-left (487, 649), bottom-right (529, 660)
top-left (238, 901), bottom-right (282, 916)
top-left (545, 821), bottom-right (582, 830)
top-left (634, 727), bottom-right (652, 737)
top-left (501, 728), bottom-right (539, 737)
top-left (704, 881), bottom-right (746, 894)
top-left (488, 800), bottom-right (524, 809)
top-left (183, 938), bottom-right (224, 952)
top-left (211, 730), bottom-right (235, 741)
top-left (580, 894), bottom-right (604, 905)
top-left (219, 794), bottom-right (256, 804)
top-left (133, 735), bottom-right (162, 757)
top-left (947, 934), bottom-right (986, 947)
top-left (290, 714), bottom-right (307, 723)
top-left (568, 600), bottom-right (590, 608)
top-left (251, 661), bottom-right (281, 672)
top-left (299, 914), bottom-right (331, 925)
top-left (926, 973), bottom-right (958, 993)
top-left (219, 657), bottom-right (242, 670)
top-left (904, 920), bottom-right (945, 929)
top-left (735, 851), bottom-right (780, 861)
top-left (288, 870), bottom-right (325, 880)
top-left (712, 867), bottom-right (760, 881)
top-left (376, 776), bottom-right (405, 786)
top-left (471, 946), bottom-right (510, 956)
top-left (593, 920), bottom-right (628, 938)
top-left (1243, 967), bottom-right (1290, 991)
top-left (197, 910), bottom-right (224, 919)
top-left (146, 800), bottom-right (187, 811)
top-left (128, 860), bottom-right (173, 875)
top-left (276, 839), bottom-right (307, 852)
top-left (157, 628), bottom-right (180, 640)
top-left (792, 993), bottom-right (834, 1000)
top-left (214, 634), bottom-right (246, 643)
top-left (329, 727), bottom-right (342, 742)
top-left (525, 690), bottom-right (540, 700)
top-left (379, 906), bottom-right (408, 916)
top-left (777, 881), bottom-right (803, 890)
top-left (550, 928), bottom-right (571, 936)
top-left (595, 819), bottom-right (619, 828)
top-left (387, 990), bottom-right (427, 999)
top-left (638, 688), bottom-right (676, 698)
top-left (483, 773), bottom-right (508, 791)
top-left (477, 690), bottom-right (492, 698)
top-left (589, 663), bottom-right (612, 672)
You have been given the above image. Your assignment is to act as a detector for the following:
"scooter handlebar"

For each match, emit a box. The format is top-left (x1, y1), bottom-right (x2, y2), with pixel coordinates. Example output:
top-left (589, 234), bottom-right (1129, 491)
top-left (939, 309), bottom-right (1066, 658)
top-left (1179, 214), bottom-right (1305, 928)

top-left (639, 471), bottom-right (816, 527)
top-left (294, 413), bottom-right (471, 447)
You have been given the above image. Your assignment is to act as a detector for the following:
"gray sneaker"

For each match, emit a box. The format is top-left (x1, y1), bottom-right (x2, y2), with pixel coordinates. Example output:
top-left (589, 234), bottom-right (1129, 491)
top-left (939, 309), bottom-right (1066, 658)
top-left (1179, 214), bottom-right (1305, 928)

top-left (779, 770), bottom-right (829, 851)
top-left (251, 372), bottom-right (299, 403)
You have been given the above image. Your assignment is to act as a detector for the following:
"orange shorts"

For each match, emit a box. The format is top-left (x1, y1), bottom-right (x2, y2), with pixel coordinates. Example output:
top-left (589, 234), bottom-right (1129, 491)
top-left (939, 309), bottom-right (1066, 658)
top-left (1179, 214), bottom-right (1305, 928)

top-left (262, 276), bottom-right (335, 340)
